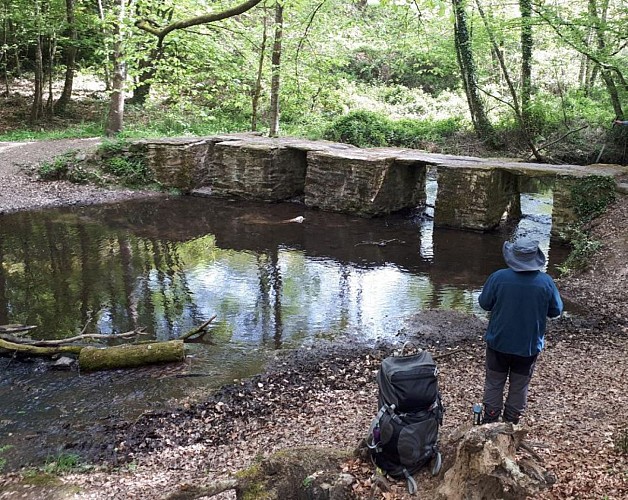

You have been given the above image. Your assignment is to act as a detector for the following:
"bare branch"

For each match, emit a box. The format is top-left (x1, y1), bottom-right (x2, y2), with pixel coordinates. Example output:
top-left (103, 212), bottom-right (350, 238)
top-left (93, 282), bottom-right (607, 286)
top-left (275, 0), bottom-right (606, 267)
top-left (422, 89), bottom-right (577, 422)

top-left (136, 0), bottom-right (263, 43)
top-left (180, 315), bottom-right (217, 342)
top-left (0, 329), bottom-right (147, 347)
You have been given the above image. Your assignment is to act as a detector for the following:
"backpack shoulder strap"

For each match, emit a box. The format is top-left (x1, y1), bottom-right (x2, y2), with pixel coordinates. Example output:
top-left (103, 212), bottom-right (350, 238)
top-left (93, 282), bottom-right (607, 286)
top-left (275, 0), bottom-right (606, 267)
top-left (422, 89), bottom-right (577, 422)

top-left (403, 468), bottom-right (418, 495)
top-left (367, 403), bottom-right (402, 450)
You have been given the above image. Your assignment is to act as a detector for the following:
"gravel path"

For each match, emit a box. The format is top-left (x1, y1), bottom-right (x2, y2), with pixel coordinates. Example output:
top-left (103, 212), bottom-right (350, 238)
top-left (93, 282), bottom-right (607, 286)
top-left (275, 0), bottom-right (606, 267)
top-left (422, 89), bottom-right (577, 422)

top-left (0, 138), bottom-right (160, 214)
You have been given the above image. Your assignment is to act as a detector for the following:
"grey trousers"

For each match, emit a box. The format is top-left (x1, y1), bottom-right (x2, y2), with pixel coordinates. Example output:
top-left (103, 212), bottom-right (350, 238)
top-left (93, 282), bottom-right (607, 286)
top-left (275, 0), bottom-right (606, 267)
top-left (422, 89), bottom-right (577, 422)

top-left (482, 347), bottom-right (538, 424)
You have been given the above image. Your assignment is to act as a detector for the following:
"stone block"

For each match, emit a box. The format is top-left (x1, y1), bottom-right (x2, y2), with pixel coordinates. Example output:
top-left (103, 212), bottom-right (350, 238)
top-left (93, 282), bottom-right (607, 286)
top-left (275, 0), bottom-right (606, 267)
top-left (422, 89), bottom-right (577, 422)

top-left (210, 141), bottom-right (307, 201)
top-left (305, 149), bottom-right (426, 216)
top-left (145, 138), bottom-right (212, 191)
top-left (435, 166), bottom-right (518, 231)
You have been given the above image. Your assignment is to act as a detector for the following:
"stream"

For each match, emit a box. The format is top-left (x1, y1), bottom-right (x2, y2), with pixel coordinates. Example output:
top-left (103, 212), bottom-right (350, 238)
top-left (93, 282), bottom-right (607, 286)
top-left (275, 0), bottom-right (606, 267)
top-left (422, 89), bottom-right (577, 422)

top-left (0, 186), bottom-right (568, 468)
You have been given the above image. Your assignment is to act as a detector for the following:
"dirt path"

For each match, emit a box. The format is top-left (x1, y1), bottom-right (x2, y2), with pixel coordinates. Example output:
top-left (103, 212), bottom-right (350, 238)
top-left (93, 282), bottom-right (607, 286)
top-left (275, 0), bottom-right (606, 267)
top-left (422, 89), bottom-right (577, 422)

top-left (0, 139), bottom-right (160, 214)
top-left (0, 139), bottom-right (627, 499)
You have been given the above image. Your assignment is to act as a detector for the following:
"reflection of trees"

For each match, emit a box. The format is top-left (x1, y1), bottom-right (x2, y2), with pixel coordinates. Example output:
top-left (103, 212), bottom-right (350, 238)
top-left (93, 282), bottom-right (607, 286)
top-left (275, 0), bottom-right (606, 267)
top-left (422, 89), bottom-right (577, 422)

top-left (271, 249), bottom-right (283, 349)
top-left (0, 235), bottom-right (7, 325)
top-left (118, 233), bottom-right (139, 331)
top-left (254, 249), bottom-right (284, 349)
top-left (149, 237), bottom-right (174, 337)
top-left (78, 223), bottom-right (94, 328)
top-left (255, 253), bottom-right (273, 343)
top-left (337, 265), bottom-right (351, 331)
top-left (438, 287), bottom-right (476, 312)
top-left (138, 239), bottom-right (157, 335)
top-left (142, 238), bottom-right (200, 340)
top-left (0, 212), bottom-right (201, 341)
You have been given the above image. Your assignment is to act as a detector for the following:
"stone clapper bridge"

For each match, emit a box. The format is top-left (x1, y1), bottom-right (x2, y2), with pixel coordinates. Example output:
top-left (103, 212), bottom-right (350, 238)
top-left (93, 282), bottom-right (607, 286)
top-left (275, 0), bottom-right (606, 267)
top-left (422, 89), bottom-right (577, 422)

top-left (134, 133), bottom-right (628, 237)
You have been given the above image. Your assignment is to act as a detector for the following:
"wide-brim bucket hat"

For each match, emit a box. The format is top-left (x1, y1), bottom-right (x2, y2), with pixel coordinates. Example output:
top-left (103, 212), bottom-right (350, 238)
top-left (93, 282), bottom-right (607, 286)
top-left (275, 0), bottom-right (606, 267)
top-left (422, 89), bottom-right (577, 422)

top-left (502, 238), bottom-right (546, 272)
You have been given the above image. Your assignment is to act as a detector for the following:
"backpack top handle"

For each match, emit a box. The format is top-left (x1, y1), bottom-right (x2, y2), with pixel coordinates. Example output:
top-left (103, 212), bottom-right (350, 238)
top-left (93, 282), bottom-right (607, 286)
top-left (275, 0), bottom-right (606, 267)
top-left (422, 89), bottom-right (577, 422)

top-left (400, 340), bottom-right (422, 357)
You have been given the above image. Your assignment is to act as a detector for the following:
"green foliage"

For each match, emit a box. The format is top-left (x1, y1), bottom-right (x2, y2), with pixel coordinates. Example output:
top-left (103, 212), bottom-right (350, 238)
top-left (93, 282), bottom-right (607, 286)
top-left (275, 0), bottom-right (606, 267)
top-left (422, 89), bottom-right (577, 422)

top-left (0, 121), bottom-right (105, 142)
top-left (98, 139), bottom-right (153, 186)
top-left (38, 140), bottom-right (154, 187)
top-left (43, 453), bottom-right (81, 474)
top-left (120, 103), bottom-right (250, 138)
top-left (46, 156), bottom-right (100, 184)
top-left (571, 176), bottom-right (617, 222)
top-left (102, 156), bottom-right (151, 185)
top-left (389, 117), bottom-right (461, 147)
top-left (97, 138), bottom-right (130, 156)
top-left (344, 46), bottom-right (460, 95)
top-left (557, 176), bottom-right (615, 275)
top-left (323, 110), bottom-right (462, 148)
top-left (323, 110), bottom-right (393, 147)
top-left (0, 445), bottom-right (12, 472)
top-left (38, 153), bottom-right (74, 181)
top-left (38, 151), bottom-right (99, 184)
top-left (557, 225), bottom-right (602, 275)
top-left (615, 427), bottom-right (628, 455)
top-left (521, 90), bottom-right (616, 139)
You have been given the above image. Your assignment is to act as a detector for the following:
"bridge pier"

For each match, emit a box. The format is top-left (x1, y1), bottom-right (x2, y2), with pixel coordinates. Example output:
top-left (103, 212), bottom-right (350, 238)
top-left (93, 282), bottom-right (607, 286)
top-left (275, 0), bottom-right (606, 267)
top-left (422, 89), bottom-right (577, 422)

top-left (551, 177), bottom-right (589, 239)
top-left (210, 140), bottom-right (307, 201)
top-left (142, 138), bottom-right (213, 191)
top-left (305, 149), bottom-right (426, 216)
top-left (434, 166), bottom-right (519, 231)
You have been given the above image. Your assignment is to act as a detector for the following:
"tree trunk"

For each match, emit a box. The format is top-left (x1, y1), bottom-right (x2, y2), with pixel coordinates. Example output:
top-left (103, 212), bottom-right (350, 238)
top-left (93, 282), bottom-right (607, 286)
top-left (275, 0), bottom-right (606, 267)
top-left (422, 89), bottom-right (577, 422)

top-left (519, 0), bottom-right (532, 124)
top-left (30, 32), bottom-right (44, 124)
top-left (97, 0), bottom-right (112, 90)
top-left (600, 70), bottom-right (624, 119)
top-left (589, 0), bottom-right (624, 119)
top-left (1, 3), bottom-right (10, 95)
top-left (105, 0), bottom-right (127, 136)
top-left (130, 60), bottom-right (155, 105)
top-left (268, 1), bottom-right (283, 137)
top-left (475, 0), bottom-right (542, 160)
top-left (437, 423), bottom-right (554, 499)
top-left (46, 34), bottom-right (57, 118)
top-left (0, 338), bottom-right (83, 356)
top-left (56, 0), bottom-right (77, 113)
top-left (130, 2), bottom-right (174, 105)
top-left (251, 6), bottom-right (268, 131)
top-left (452, 0), bottom-right (496, 144)
top-left (78, 340), bottom-right (185, 371)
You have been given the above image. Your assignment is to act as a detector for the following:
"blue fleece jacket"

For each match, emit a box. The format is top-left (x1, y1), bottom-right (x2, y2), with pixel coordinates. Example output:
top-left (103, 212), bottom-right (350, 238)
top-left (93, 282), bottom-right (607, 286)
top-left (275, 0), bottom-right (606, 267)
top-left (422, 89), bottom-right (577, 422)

top-left (478, 268), bottom-right (563, 357)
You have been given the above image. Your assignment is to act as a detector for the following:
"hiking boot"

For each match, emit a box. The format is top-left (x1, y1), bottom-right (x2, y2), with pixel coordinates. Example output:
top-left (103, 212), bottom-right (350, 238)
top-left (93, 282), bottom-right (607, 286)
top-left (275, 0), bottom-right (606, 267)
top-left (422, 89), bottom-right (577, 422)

top-left (503, 413), bottom-right (520, 425)
top-left (481, 409), bottom-right (500, 424)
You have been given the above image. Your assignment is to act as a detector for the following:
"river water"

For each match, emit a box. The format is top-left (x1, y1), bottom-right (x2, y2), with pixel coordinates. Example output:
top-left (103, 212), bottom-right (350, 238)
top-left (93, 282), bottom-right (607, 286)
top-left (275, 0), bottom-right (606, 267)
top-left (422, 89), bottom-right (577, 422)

top-left (0, 187), bottom-right (568, 468)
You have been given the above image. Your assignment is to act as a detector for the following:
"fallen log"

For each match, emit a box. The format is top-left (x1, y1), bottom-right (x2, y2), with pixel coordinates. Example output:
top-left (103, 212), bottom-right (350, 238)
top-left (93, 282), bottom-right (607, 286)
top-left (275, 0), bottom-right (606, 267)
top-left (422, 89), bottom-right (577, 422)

top-left (0, 338), bottom-right (83, 356)
top-left (0, 329), bottom-right (146, 347)
top-left (0, 324), bottom-right (37, 334)
top-left (78, 340), bottom-right (185, 371)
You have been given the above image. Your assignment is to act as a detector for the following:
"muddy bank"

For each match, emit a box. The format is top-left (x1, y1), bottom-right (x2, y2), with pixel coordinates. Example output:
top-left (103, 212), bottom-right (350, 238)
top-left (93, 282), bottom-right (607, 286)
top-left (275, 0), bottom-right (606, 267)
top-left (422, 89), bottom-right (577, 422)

top-left (3, 305), bottom-right (627, 499)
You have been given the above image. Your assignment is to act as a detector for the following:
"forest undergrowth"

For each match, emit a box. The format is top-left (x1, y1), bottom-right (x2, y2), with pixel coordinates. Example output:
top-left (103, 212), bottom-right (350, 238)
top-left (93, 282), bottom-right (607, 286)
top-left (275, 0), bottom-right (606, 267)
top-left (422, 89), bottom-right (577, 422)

top-left (1, 76), bottom-right (626, 167)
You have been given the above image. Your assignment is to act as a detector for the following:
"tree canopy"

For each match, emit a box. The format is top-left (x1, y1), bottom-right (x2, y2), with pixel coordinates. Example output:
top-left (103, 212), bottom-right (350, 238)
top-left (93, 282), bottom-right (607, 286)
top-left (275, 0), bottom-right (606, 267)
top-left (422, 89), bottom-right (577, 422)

top-left (0, 0), bottom-right (626, 161)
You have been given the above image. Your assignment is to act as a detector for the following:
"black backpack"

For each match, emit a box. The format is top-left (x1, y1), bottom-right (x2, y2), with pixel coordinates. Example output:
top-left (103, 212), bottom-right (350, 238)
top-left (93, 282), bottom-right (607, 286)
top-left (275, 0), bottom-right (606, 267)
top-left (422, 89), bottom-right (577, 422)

top-left (366, 348), bottom-right (444, 494)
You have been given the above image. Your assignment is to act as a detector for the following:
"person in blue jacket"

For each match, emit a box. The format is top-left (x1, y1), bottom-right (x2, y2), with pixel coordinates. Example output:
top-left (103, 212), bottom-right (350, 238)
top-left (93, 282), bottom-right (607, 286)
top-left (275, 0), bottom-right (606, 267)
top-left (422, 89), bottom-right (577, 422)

top-left (479, 238), bottom-right (563, 424)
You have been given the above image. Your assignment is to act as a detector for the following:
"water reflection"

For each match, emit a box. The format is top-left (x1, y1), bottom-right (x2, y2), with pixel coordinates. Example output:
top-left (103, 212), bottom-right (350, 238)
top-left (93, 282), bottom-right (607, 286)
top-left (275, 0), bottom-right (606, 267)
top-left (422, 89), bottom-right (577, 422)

top-left (0, 195), bottom-right (568, 346)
